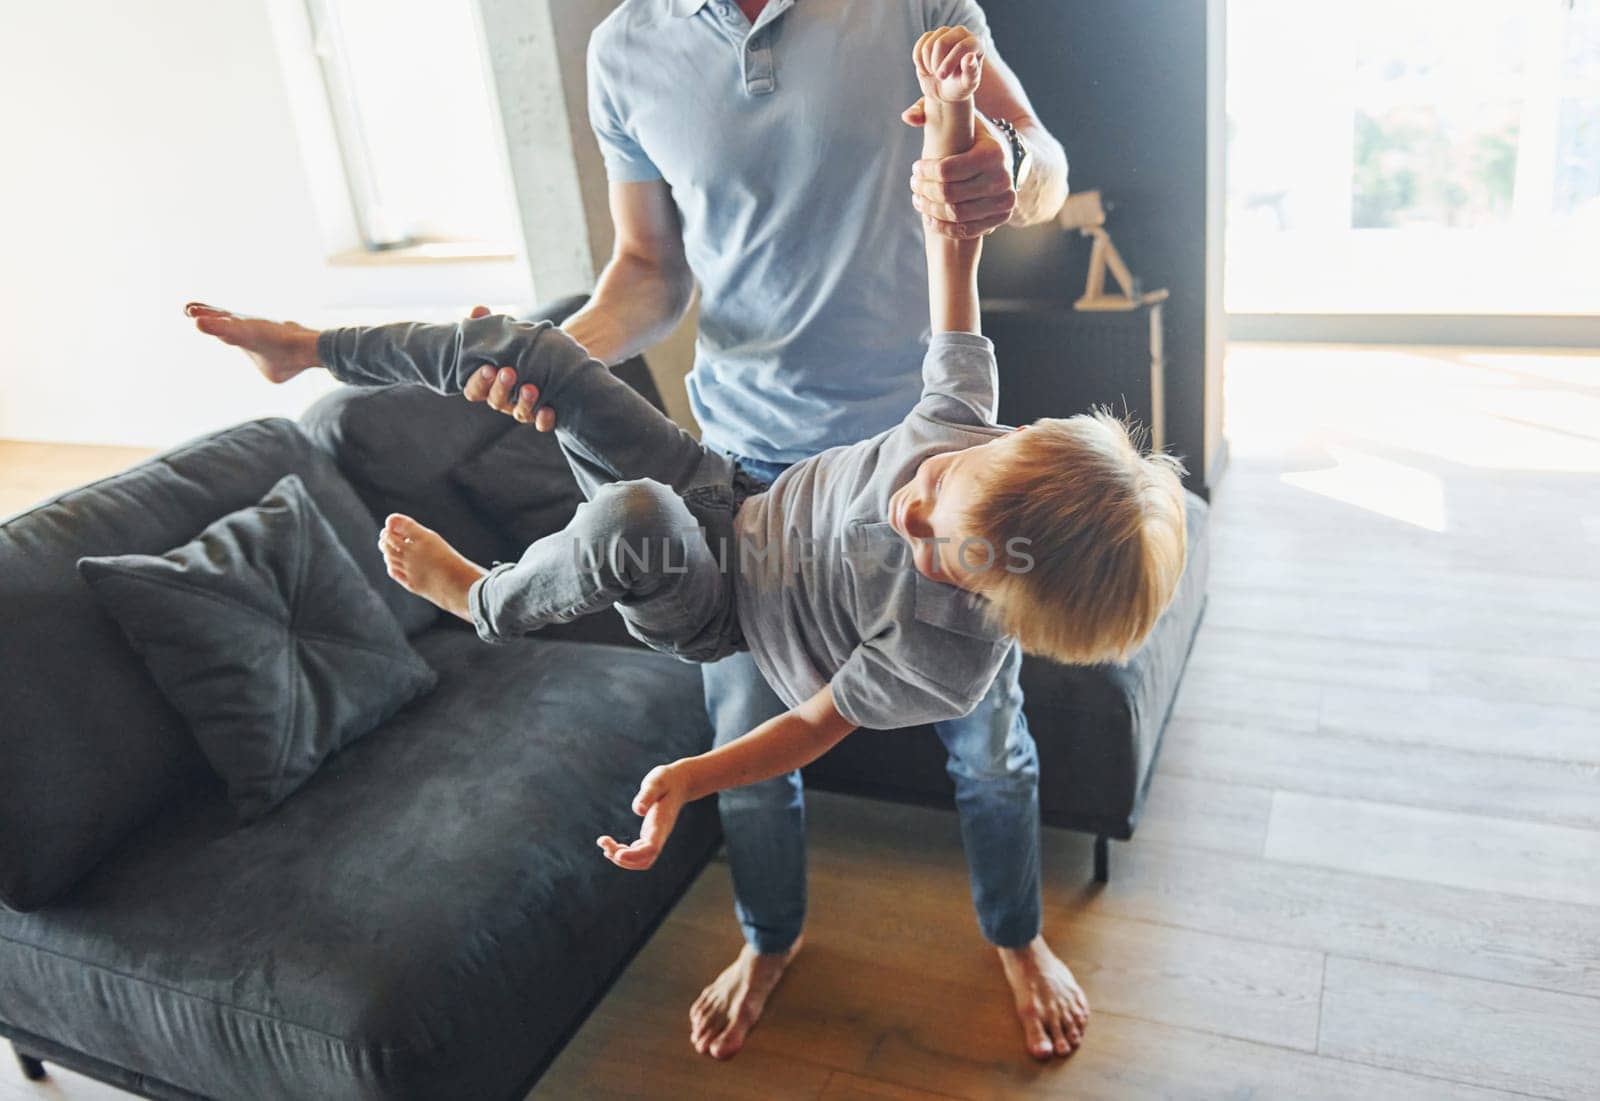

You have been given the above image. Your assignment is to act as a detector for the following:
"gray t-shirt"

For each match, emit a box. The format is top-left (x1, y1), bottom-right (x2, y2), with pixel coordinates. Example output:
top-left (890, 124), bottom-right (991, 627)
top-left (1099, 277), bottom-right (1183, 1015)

top-left (732, 331), bottom-right (1016, 729)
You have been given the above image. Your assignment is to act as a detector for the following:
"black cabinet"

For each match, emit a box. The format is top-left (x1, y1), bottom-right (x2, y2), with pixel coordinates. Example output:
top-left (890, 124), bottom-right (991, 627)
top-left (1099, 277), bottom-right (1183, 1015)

top-left (986, 298), bottom-right (1168, 452)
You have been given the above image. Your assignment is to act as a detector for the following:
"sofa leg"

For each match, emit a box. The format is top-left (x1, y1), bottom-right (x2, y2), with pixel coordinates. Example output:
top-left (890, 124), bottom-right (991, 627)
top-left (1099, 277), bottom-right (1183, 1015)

top-left (1092, 834), bottom-right (1110, 884)
top-left (12, 1044), bottom-right (46, 1081)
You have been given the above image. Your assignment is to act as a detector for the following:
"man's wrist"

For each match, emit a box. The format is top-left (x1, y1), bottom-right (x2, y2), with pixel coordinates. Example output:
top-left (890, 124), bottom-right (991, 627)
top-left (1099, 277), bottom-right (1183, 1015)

top-left (558, 310), bottom-right (615, 366)
top-left (1009, 119), bottom-right (1068, 226)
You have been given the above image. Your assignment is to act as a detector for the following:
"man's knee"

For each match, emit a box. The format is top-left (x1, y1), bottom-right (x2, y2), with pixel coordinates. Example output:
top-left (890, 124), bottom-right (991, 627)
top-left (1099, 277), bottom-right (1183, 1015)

top-left (701, 652), bottom-right (805, 812)
top-left (941, 702), bottom-right (1039, 788)
top-left (718, 768), bottom-right (804, 815)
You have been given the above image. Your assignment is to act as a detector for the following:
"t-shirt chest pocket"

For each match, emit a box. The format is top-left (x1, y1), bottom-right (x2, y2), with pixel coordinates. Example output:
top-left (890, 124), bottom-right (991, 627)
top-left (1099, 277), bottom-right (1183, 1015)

top-left (909, 575), bottom-right (1014, 702)
top-left (844, 521), bottom-right (1013, 702)
top-left (840, 522), bottom-right (909, 612)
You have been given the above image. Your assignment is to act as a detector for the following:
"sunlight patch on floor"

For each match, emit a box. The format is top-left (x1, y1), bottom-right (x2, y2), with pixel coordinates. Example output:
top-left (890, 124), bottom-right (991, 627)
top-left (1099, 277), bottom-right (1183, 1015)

top-left (1226, 343), bottom-right (1600, 474)
top-left (1280, 446), bottom-right (1449, 532)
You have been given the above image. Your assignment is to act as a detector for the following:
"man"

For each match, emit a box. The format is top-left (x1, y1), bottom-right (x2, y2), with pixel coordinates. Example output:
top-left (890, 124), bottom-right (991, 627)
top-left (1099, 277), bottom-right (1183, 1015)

top-left (466, 0), bottom-right (1084, 1062)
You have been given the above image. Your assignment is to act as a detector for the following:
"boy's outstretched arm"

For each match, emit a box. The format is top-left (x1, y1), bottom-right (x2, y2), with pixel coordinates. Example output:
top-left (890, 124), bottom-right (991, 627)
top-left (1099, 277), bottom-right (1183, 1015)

top-left (906, 27), bottom-right (986, 336)
top-left (597, 685), bottom-right (857, 871)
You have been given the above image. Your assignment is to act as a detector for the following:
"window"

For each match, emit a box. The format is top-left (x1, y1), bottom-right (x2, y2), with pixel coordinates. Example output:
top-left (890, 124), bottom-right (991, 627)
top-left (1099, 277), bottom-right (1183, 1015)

top-left (302, 0), bottom-right (521, 254)
top-left (1226, 0), bottom-right (1600, 316)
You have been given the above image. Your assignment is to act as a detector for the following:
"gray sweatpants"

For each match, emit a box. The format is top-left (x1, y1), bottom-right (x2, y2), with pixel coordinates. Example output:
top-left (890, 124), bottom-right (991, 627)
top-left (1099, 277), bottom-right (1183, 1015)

top-left (317, 316), bottom-right (749, 661)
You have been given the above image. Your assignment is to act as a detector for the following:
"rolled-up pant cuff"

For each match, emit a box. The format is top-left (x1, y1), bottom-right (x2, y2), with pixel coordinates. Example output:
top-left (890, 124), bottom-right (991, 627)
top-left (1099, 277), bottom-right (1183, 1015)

top-left (981, 910), bottom-right (1043, 950)
top-left (467, 564), bottom-right (518, 645)
top-left (743, 924), bottom-right (805, 956)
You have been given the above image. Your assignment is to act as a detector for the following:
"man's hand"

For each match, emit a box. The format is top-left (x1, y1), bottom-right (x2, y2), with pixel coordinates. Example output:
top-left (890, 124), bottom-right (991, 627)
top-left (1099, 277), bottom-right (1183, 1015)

top-left (902, 26), bottom-right (1015, 240)
top-left (902, 110), bottom-right (1017, 240)
top-left (597, 763), bottom-right (689, 871)
top-left (460, 304), bottom-right (557, 431)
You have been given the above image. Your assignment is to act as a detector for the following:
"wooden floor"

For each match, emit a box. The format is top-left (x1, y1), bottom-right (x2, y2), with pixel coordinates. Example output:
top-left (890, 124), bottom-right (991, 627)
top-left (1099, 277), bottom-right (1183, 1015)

top-left (0, 441), bottom-right (156, 520)
top-left (4, 344), bottom-right (1599, 1100)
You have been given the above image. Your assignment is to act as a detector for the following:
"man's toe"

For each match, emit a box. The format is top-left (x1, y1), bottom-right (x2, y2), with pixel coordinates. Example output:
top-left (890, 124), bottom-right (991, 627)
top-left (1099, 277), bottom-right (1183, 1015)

top-left (1048, 1015), bottom-right (1071, 1057)
top-left (1020, 1013), bottom-right (1052, 1060)
top-left (710, 1012), bottom-right (754, 1060)
top-left (689, 1005), bottom-right (718, 1052)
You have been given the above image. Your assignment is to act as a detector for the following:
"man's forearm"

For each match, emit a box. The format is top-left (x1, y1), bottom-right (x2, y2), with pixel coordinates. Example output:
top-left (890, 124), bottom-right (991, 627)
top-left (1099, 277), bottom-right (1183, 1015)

top-left (560, 251), bottom-right (694, 367)
top-left (1009, 118), bottom-right (1069, 227)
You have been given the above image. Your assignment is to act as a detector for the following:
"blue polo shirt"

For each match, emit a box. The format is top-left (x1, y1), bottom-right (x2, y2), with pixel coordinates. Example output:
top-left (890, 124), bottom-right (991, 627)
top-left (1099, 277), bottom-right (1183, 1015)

top-left (587, 0), bottom-right (991, 465)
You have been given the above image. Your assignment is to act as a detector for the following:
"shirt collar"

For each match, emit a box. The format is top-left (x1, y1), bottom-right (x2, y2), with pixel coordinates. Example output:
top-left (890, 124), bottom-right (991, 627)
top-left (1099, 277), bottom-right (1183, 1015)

top-left (672, 0), bottom-right (795, 17)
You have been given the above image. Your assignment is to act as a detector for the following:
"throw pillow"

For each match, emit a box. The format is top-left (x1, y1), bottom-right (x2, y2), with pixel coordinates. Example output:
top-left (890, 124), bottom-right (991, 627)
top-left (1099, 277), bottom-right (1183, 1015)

top-left (78, 474), bottom-right (436, 821)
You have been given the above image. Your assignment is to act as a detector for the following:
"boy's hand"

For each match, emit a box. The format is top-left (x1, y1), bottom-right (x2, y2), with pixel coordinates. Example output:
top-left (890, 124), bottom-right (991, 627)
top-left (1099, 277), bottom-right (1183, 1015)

top-left (460, 304), bottom-right (556, 431)
top-left (914, 25), bottom-right (985, 105)
top-left (597, 763), bottom-right (688, 871)
top-left (899, 114), bottom-right (1017, 239)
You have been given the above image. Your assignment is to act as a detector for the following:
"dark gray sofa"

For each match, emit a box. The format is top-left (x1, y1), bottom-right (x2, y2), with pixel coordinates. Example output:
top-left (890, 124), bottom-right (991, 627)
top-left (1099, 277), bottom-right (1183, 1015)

top-left (0, 415), bottom-right (721, 1100)
top-left (0, 298), bottom-right (1206, 1098)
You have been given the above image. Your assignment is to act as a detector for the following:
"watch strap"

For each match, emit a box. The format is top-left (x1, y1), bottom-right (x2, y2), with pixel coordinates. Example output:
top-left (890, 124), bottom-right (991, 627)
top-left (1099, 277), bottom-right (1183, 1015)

top-left (988, 115), bottom-right (1029, 191)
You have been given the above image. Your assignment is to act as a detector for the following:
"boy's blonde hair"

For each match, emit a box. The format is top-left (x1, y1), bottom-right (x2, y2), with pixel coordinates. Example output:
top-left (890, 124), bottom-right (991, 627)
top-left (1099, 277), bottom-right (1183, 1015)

top-left (968, 411), bottom-right (1187, 665)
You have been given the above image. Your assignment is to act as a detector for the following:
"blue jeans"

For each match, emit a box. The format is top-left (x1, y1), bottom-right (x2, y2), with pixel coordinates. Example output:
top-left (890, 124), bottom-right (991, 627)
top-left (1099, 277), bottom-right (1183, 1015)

top-left (705, 453), bottom-right (1044, 953)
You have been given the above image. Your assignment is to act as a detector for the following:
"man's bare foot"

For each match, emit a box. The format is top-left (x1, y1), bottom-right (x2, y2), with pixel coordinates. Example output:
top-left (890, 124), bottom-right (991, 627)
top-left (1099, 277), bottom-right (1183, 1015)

top-left (997, 935), bottom-right (1090, 1059)
top-left (689, 936), bottom-right (803, 1060)
top-left (376, 515), bottom-right (486, 623)
top-left (184, 302), bottom-right (321, 384)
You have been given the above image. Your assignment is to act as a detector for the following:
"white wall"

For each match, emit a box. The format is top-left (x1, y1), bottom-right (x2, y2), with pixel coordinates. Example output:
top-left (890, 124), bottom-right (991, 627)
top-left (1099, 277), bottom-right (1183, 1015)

top-left (0, 1), bottom-right (534, 448)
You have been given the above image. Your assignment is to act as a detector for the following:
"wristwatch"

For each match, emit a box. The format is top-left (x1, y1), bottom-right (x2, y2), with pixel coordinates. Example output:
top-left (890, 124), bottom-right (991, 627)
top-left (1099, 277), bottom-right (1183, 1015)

top-left (987, 115), bottom-right (1032, 193)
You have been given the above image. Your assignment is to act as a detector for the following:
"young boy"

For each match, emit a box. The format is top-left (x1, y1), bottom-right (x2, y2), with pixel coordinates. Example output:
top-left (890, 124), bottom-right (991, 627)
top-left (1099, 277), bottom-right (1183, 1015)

top-left (188, 27), bottom-right (1187, 872)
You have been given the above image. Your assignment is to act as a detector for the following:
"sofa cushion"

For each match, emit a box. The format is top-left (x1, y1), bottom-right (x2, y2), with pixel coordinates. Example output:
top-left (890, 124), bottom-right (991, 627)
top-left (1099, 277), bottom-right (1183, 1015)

top-left (299, 383), bottom-right (520, 572)
top-left (79, 475), bottom-right (437, 822)
top-left (0, 630), bottom-right (718, 1100)
top-left (449, 426), bottom-right (584, 550)
top-left (1028, 489), bottom-right (1212, 832)
top-left (0, 419), bottom-right (430, 912)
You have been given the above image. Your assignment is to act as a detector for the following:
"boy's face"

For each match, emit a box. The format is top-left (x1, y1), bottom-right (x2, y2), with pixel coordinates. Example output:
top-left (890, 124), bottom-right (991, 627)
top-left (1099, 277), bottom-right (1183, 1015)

top-left (888, 430), bottom-right (1022, 589)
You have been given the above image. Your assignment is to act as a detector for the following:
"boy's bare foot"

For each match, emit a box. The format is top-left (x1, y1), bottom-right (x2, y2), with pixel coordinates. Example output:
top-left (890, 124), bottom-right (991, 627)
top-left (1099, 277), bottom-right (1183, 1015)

top-left (997, 935), bottom-right (1090, 1059)
top-left (184, 302), bottom-right (321, 384)
top-left (377, 515), bottom-right (485, 623)
top-left (689, 936), bottom-right (803, 1060)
